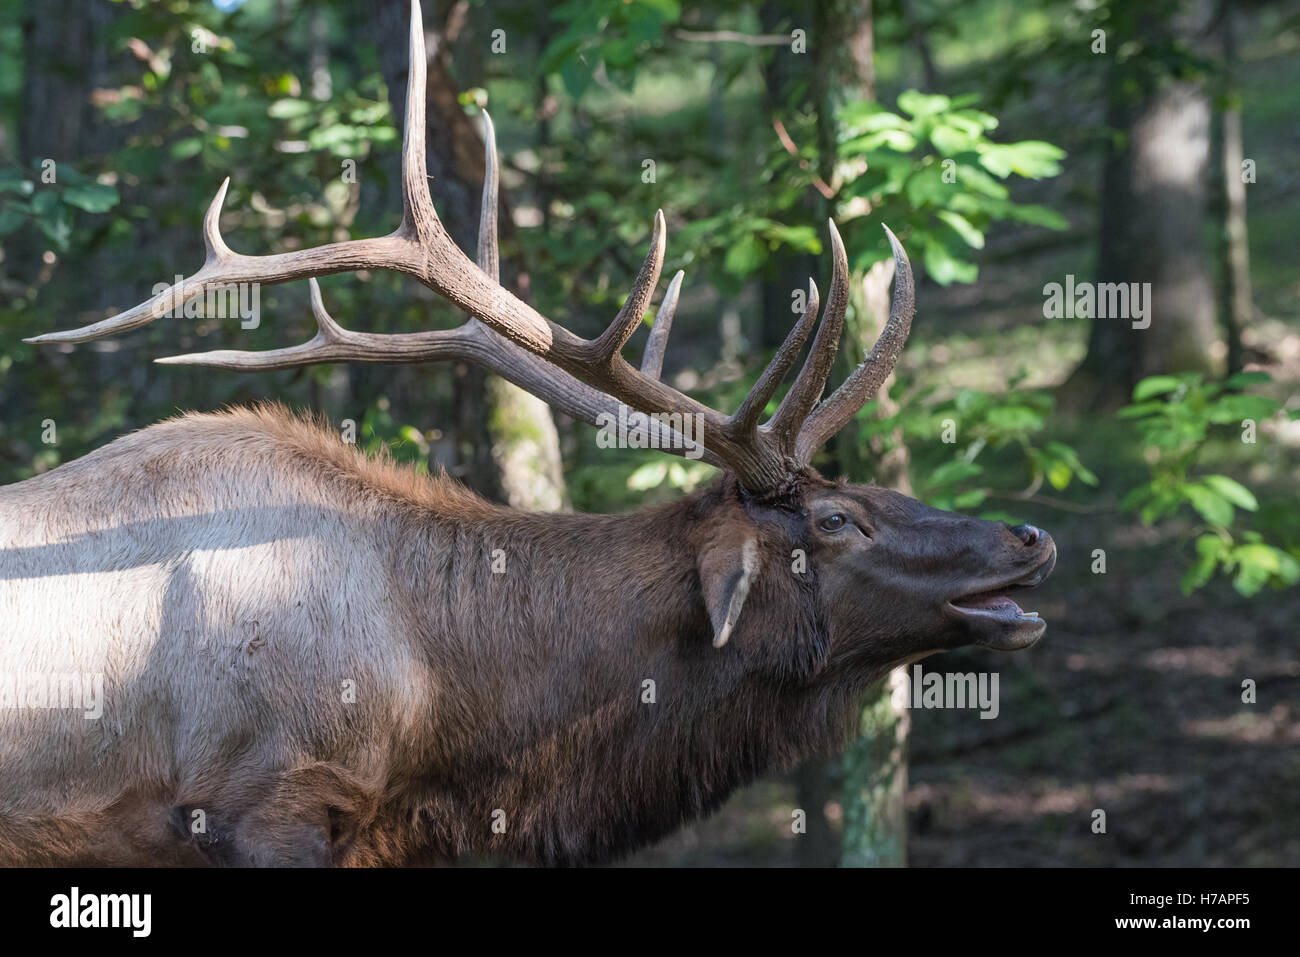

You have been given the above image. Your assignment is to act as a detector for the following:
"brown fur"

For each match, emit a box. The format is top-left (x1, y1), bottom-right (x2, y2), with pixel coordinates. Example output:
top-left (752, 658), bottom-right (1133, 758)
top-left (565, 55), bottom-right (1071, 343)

top-left (0, 404), bottom-right (1053, 866)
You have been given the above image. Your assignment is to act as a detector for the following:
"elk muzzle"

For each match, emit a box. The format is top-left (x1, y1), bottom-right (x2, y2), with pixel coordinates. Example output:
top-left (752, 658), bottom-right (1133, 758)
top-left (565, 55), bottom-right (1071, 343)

top-left (945, 525), bottom-right (1057, 651)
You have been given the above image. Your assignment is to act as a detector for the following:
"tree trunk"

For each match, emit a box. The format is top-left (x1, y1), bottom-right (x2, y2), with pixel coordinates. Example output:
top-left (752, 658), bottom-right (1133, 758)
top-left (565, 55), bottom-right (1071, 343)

top-left (759, 0), bottom-right (818, 353)
top-left (841, 668), bottom-right (909, 867)
top-left (369, 0), bottom-right (567, 509)
top-left (763, 0), bottom-right (912, 868)
top-left (812, 0), bottom-right (913, 870)
top-left (1214, 4), bottom-right (1250, 376)
top-left (839, 258), bottom-right (912, 869)
top-left (898, 0), bottom-right (939, 91)
top-left (1064, 0), bottom-right (1221, 409)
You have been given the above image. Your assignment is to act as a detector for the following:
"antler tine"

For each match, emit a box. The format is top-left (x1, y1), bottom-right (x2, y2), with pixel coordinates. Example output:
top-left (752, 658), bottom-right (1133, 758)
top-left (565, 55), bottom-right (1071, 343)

top-left (588, 210), bottom-right (667, 365)
top-left (20, 0), bottom-right (697, 427)
top-left (477, 110), bottom-right (500, 281)
top-left (22, 0), bottom-right (553, 353)
top-left (461, 113), bottom-right (702, 458)
top-left (795, 223), bottom-right (915, 464)
top-left (155, 280), bottom-right (725, 469)
top-left (155, 277), bottom-right (409, 370)
top-left (307, 275), bottom-right (348, 342)
top-left (27, 0), bottom-right (916, 493)
top-left (640, 269), bottom-right (683, 380)
top-left (463, 328), bottom-right (726, 470)
top-left (399, 0), bottom-right (436, 244)
top-left (728, 277), bottom-right (819, 437)
top-left (203, 177), bottom-right (233, 264)
top-left (762, 219), bottom-right (849, 447)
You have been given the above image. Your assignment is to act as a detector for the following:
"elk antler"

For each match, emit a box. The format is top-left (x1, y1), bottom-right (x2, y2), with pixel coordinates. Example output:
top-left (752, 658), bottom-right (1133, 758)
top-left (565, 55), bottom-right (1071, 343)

top-left (26, 0), bottom-right (914, 493)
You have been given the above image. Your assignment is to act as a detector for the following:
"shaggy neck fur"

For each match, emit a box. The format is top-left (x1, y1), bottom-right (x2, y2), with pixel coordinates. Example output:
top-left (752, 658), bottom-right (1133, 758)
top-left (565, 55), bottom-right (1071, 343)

top-left (375, 483), bottom-right (876, 865)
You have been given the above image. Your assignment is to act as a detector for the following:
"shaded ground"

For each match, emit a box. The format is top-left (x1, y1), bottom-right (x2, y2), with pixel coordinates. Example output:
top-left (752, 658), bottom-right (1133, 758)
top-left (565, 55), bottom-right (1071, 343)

top-left (905, 513), bottom-right (1299, 867)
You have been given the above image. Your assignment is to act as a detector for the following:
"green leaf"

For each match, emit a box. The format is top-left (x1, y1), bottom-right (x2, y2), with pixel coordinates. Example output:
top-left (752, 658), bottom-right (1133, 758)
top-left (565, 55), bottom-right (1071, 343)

top-left (954, 164), bottom-right (1008, 198)
top-left (1223, 371), bottom-right (1271, 389)
top-left (945, 109), bottom-right (998, 134)
top-left (904, 165), bottom-right (949, 207)
top-left (953, 388), bottom-right (991, 416)
top-left (1228, 544), bottom-right (1300, 594)
top-left (922, 239), bottom-right (977, 286)
top-left (1182, 534), bottom-right (1225, 593)
top-left (1183, 484), bottom-right (1234, 527)
top-left (1116, 400), bottom-right (1165, 419)
top-left (32, 190), bottom-right (59, 217)
top-left (897, 90), bottom-right (951, 117)
top-left (268, 98), bottom-right (315, 119)
top-left (1197, 534), bottom-right (1227, 558)
top-left (1132, 375), bottom-right (1183, 401)
top-left (985, 405), bottom-right (1042, 432)
top-left (559, 56), bottom-right (593, 99)
top-left (953, 489), bottom-right (988, 510)
top-left (0, 171), bottom-right (33, 196)
top-left (839, 104), bottom-right (908, 133)
top-left (935, 209), bottom-right (984, 249)
top-left (978, 140), bottom-right (1064, 179)
top-left (1234, 543), bottom-right (1281, 574)
top-left (37, 206), bottom-right (71, 248)
top-left (1231, 551), bottom-right (1272, 596)
top-left (1277, 551), bottom-right (1300, 586)
top-left (1006, 203), bottom-right (1068, 230)
top-left (1119, 483), bottom-right (1154, 512)
top-left (930, 123), bottom-right (974, 155)
top-left (637, 0), bottom-right (682, 20)
top-left (169, 137), bottom-right (203, 160)
top-left (762, 222), bottom-right (820, 252)
top-left (1207, 394), bottom-right (1279, 423)
top-left (1045, 441), bottom-right (1098, 485)
top-left (1201, 475), bottom-right (1257, 512)
top-left (1045, 461), bottom-right (1072, 491)
top-left (61, 183), bottom-right (119, 213)
top-left (53, 164), bottom-right (88, 186)
top-left (924, 459), bottom-right (983, 489)
top-left (723, 234), bottom-right (767, 276)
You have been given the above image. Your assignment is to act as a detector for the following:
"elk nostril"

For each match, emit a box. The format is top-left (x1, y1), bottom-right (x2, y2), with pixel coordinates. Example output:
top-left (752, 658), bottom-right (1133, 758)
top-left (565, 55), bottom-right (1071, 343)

top-left (1010, 524), bottom-right (1041, 546)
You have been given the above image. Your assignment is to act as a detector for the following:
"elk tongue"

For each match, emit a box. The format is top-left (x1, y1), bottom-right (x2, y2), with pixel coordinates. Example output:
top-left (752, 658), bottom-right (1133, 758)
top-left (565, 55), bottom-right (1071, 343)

top-left (955, 593), bottom-right (1024, 615)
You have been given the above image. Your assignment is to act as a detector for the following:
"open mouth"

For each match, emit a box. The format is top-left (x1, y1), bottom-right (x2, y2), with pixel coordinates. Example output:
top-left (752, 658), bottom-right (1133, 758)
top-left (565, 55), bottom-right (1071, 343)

top-left (951, 591), bottom-right (1039, 620)
top-left (946, 551), bottom-right (1055, 650)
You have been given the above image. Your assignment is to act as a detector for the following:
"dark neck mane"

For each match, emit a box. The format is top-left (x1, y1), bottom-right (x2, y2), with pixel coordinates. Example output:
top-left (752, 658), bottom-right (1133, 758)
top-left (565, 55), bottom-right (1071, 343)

top-left (381, 487), bottom-right (872, 865)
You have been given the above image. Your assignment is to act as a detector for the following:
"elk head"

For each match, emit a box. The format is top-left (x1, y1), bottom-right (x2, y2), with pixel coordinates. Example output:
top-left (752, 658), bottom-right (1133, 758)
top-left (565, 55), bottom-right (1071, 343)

top-left (687, 476), bottom-right (1055, 689)
top-left (26, 0), bottom-right (1055, 674)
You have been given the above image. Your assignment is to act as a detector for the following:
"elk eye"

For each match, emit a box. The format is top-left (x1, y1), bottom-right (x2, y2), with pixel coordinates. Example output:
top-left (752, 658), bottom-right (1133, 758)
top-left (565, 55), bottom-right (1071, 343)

top-left (820, 514), bottom-right (847, 532)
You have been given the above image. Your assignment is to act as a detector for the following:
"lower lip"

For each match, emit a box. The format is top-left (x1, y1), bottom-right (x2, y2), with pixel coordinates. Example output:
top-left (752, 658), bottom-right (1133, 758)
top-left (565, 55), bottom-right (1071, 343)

top-left (947, 599), bottom-right (1041, 622)
top-left (952, 594), bottom-right (1037, 614)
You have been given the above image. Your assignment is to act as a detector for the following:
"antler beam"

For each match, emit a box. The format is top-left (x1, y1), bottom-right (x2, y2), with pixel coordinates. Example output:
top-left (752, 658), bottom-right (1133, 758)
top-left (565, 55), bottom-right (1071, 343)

top-left (26, 0), bottom-right (915, 492)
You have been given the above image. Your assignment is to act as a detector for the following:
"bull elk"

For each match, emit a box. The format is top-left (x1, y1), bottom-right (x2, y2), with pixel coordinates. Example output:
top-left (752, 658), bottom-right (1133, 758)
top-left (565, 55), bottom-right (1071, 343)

top-left (1, 0), bottom-right (1055, 866)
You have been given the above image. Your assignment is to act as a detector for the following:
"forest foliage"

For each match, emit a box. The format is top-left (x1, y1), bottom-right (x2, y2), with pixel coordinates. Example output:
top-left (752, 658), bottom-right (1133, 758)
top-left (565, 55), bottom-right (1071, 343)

top-left (1, 0), bottom-right (1297, 598)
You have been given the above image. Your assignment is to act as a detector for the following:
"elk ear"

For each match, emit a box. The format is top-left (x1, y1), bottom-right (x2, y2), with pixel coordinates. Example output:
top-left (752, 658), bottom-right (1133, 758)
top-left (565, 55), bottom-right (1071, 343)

top-left (696, 531), bottom-right (761, 649)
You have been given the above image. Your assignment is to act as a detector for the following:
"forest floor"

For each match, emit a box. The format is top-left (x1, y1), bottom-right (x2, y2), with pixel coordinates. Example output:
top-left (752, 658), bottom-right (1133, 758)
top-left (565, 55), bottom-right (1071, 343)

top-left (904, 514), bottom-right (1299, 868)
